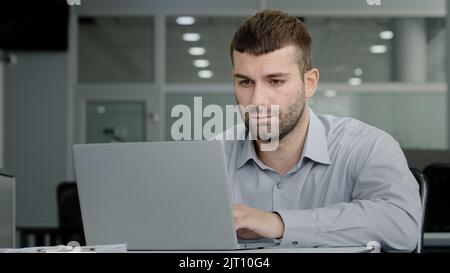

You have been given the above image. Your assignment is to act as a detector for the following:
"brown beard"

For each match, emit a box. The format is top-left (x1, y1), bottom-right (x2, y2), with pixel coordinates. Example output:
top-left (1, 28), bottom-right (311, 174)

top-left (240, 88), bottom-right (306, 141)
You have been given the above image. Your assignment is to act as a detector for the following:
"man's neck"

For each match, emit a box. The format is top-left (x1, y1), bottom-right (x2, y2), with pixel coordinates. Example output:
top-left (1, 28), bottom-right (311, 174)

top-left (255, 107), bottom-right (310, 176)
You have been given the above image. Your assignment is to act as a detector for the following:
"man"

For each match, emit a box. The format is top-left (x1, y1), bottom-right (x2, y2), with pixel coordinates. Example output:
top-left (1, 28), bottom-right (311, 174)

top-left (224, 10), bottom-right (421, 252)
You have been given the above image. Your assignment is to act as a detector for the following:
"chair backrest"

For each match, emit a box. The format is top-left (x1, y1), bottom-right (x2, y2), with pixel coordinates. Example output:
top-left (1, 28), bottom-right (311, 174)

top-left (409, 167), bottom-right (428, 253)
top-left (423, 163), bottom-right (450, 234)
top-left (56, 182), bottom-right (85, 245)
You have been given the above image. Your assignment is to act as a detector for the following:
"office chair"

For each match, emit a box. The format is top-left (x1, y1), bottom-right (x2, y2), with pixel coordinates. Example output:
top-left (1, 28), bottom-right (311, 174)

top-left (57, 182), bottom-right (86, 245)
top-left (423, 163), bottom-right (450, 234)
top-left (409, 167), bottom-right (428, 253)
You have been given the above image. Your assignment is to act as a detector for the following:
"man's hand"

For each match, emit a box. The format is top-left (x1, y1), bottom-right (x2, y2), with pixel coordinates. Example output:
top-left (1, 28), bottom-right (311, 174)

top-left (232, 203), bottom-right (285, 240)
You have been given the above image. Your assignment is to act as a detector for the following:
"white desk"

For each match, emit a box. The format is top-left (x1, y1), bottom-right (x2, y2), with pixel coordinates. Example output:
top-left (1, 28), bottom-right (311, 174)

top-left (1, 245), bottom-right (380, 253)
top-left (131, 246), bottom-right (379, 253)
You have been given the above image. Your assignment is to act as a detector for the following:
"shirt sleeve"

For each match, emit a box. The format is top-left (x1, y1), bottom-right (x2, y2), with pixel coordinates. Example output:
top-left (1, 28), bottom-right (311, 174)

top-left (275, 132), bottom-right (422, 252)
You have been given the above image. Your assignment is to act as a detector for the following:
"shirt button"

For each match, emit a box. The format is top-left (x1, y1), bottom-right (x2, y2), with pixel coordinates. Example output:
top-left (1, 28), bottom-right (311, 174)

top-left (292, 241), bottom-right (298, 245)
top-left (277, 183), bottom-right (284, 189)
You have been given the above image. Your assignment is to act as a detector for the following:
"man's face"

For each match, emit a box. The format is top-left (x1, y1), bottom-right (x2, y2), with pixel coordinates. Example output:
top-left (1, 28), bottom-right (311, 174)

top-left (233, 45), bottom-right (316, 141)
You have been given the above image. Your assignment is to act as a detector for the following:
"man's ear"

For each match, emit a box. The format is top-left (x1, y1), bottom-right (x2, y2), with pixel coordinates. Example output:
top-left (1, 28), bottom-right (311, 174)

top-left (304, 68), bottom-right (319, 98)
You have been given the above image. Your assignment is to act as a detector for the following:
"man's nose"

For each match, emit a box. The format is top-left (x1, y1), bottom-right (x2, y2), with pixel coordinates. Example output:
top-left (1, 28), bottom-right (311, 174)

top-left (249, 82), bottom-right (269, 106)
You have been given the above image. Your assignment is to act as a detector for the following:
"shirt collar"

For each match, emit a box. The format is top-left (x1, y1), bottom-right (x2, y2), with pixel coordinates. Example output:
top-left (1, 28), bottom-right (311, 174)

top-left (302, 108), bottom-right (331, 165)
top-left (235, 129), bottom-right (260, 170)
top-left (235, 107), bottom-right (331, 170)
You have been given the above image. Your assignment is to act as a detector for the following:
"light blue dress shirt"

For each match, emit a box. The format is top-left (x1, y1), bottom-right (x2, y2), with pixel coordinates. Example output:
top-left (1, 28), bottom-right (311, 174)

top-left (222, 107), bottom-right (422, 252)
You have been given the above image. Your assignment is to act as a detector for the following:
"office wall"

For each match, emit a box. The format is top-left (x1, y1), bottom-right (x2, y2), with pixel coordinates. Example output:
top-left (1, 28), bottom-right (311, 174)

top-left (4, 52), bottom-right (68, 227)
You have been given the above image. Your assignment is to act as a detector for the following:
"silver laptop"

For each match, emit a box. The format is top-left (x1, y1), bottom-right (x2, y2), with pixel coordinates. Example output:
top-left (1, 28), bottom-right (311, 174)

top-left (73, 141), bottom-right (278, 251)
top-left (0, 170), bottom-right (15, 248)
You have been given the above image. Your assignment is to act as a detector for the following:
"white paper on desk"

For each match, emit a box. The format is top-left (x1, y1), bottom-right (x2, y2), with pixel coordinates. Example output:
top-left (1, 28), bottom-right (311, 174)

top-left (0, 243), bottom-right (127, 253)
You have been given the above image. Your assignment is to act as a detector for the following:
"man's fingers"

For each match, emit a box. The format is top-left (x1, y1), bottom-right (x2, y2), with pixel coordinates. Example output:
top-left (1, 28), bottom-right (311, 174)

top-left (233, 203), bottom-right (284, 239)
top-left (232, 203), bottom-right (246, 218)
top-left (234, 215), bottom-right (251, 230)
top-left (234, 217), bottom-right (244, 230)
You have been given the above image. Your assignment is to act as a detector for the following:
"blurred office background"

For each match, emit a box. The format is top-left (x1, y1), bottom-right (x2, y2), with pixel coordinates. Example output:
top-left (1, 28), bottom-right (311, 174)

top-left (0, 0), bottom-right (450, 251)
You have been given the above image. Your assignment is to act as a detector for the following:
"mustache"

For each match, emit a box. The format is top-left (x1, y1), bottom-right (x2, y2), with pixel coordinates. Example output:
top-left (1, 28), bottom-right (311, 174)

top-left (243, 105), bottom-right (278, 117)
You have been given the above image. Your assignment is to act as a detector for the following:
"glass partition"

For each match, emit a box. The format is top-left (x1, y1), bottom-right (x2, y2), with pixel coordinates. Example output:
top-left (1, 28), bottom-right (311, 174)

top-left (78, 17), bottom-right (154, 82)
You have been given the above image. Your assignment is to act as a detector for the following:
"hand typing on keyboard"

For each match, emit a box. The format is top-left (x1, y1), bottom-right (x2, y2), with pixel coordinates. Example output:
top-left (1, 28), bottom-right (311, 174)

top-left (233, 203), bottom-right (285, 240)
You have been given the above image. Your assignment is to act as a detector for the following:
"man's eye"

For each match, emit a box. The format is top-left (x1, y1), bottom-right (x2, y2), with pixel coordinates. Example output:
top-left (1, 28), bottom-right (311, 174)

top-left (269, 79), bottom-right (284, 86)
top-left (239, 80), bottom-right (252, 87)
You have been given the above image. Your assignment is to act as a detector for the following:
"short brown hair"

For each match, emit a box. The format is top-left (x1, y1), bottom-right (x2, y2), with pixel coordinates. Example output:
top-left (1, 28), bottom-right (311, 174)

top-left (230, 10), bottom-right (312, 74)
